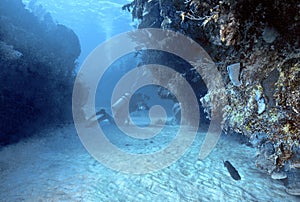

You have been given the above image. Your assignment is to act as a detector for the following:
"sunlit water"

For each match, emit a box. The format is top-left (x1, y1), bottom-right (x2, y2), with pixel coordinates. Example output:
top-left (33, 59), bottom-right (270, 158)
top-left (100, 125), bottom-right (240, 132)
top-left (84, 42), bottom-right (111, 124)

top-left (22, 0), bottom-right (134, 65)
top-left (0, 123), bottom-right (298, 201)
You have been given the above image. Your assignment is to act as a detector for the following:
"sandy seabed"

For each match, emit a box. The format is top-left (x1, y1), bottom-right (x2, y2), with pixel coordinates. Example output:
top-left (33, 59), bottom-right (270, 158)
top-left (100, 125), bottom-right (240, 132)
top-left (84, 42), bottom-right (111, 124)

top-left (0, 123), bottom-right (299, 202)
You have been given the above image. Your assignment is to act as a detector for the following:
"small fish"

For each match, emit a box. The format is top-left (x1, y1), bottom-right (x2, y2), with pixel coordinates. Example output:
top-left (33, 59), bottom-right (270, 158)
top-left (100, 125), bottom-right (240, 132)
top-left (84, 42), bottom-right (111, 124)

top-left (224, 160), bottom-right (241, 180)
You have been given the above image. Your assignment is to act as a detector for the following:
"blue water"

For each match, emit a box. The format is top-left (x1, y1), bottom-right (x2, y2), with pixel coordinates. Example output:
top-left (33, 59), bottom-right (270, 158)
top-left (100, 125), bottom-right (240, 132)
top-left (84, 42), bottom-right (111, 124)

top-left (0, 0), bottom-right (299, 201)
top-left (22, 0), bottom-right (134, 66)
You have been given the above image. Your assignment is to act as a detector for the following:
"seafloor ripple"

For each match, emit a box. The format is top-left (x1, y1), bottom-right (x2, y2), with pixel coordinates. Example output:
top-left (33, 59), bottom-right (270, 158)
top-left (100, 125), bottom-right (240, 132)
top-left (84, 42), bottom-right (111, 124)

top-left (0, 124), bottom-right (299, 202)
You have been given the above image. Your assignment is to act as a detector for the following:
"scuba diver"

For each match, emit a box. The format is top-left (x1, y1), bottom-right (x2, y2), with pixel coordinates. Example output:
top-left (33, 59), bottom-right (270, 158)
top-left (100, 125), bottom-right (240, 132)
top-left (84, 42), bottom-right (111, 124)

top-left (111, 92), bottom-right (131, 126)
top-left (86, 92), bottom-right (131, 127)
top-left (171, 102), bottom-right (181, 125)
top-left (87, 108), bottom-right (113, 124)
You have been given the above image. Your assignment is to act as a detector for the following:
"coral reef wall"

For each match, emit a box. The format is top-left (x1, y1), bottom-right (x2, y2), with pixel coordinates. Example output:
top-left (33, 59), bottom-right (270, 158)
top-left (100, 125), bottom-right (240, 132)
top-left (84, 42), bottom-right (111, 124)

top-left (0, 0), bottom-right (81, 145)
top-left (123, 0), bottom-right (300, 192)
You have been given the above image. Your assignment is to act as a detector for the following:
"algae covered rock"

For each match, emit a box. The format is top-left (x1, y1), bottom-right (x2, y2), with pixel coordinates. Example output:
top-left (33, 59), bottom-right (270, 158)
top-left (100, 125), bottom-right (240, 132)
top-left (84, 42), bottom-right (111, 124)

top-left (123, 1), bottom-right (300, 186)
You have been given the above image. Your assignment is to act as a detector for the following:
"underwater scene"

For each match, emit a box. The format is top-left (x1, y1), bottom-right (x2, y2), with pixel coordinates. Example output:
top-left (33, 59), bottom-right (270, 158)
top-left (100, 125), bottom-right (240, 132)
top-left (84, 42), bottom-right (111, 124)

top-left (0, 0), bottom-right (299, 201)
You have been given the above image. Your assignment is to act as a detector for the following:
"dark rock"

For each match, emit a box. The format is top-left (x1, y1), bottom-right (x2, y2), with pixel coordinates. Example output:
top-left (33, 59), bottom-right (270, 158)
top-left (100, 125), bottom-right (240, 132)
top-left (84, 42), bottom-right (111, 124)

top-left (261, 68), bottom-right (280, 108)
top-left (224, 160), bottom-right (241, 180)
top-left (0, 0), bottom-right (80, 145)
top-left (262, 25), bottom-right (279, 44)
top-left (138, 0), bottom-right (163, 29)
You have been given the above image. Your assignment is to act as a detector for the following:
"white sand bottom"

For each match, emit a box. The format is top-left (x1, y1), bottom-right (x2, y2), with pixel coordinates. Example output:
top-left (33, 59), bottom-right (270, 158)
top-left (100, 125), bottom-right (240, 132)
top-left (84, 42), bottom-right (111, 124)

top-left (0, 124), bottom-right (299, 202)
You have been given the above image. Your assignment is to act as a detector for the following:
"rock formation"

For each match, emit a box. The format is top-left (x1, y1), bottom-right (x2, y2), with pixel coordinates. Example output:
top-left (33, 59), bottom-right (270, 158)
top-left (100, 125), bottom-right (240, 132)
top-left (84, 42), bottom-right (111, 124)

top-left (124, 0), bottom-right (299, 195)
top-left (0, 0), bottom-right (81, 145)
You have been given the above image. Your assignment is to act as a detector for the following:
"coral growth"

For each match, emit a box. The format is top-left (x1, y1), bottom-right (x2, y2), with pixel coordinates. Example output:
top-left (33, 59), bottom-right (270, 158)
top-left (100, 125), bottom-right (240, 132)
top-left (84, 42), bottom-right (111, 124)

top-left (124, 0), bottom-right (300, 194)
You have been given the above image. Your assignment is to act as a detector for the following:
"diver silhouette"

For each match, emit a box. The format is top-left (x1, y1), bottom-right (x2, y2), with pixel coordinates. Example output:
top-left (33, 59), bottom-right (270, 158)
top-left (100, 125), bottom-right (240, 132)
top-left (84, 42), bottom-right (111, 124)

top-left (86, 92), bottom-right (131, 127)
top-left (111, 92), bottom-right (131, 125)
